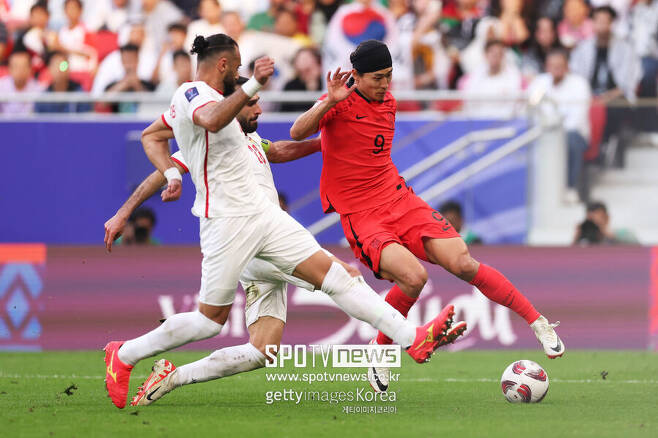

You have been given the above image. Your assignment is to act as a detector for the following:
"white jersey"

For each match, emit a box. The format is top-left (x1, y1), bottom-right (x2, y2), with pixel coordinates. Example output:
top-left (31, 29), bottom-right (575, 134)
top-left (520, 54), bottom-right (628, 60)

top-left (171, 131), bottom-right (279, 208)
top-left (162, 81), bottom-right (268, 218)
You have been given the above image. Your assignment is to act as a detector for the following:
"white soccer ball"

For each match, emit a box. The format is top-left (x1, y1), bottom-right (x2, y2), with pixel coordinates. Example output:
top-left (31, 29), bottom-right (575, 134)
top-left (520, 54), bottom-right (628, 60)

top-left (500, 360), bottom-right (549, 403)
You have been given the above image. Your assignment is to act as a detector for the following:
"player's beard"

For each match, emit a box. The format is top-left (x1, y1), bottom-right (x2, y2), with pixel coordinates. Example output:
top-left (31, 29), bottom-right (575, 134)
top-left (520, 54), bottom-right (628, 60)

top-left (240, 118), bottom-right (258, 133)
top-left (223, 75), bottom-right (237, 95)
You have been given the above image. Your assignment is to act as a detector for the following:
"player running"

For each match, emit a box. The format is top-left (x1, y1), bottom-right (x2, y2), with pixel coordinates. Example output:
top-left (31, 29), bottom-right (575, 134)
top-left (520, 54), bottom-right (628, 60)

top-left (103, 34), bottom-right (463, 409)
top-left (104, 78), bottom-right (377, 405)
top-left (290, 40), bottom-right (565, 391)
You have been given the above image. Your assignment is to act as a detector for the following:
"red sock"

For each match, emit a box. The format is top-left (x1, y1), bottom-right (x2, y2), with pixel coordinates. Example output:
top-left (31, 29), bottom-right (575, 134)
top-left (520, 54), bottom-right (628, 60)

top-left (376, 285), bottom-right (418, 345)
top-left (469, 264), bottom-right (540, 324)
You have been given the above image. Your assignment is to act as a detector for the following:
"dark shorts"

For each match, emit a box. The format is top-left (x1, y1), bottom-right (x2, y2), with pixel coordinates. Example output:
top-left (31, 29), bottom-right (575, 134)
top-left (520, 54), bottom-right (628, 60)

top-left (339, 189), bottom-right (460, 275)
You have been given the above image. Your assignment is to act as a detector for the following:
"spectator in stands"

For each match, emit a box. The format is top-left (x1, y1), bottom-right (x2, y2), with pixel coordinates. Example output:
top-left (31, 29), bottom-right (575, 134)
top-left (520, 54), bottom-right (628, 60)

top-left (558, 0), bottom-right (593, 49)
top-left (119, 207), bottom-right (161, 246)
top-left (4, 0), bottom-right (35, 31)
top-left (58, 0), bottom-right (97, 74)
top-left (247, 0), bottom-right (287, 32)
top-left (156, 49), bottom-right (192, 95)
top-left (86, 0), bottom-right (133, 33)
top-left (462, 39), bottom-right (522, 118)
top-left (104, 44), bottom-right (155, 112)
top-left (322, 0), bottom-right (397, 77)
top-left (153, 22), bottom-right (187, 85)
top-left (184, 0), bottom-right (224, 55)
top-left (16, 2), bottom-right (59, 71)
top-left (274, 7), bottom-right (313, 47)
top-left (488, 0), bottom-right (531, 47)
top-left (223, 10), bottom-right (301, 90)
top-left (293, 0), bottom-right (315, 36)
top-left (0, 50), bottom-right (43, 114)
top-left (280, 47), bottom-right (322, 112)
top-left (217, 0), bottom-right (264, 24)
top-left (440, 200), bottom-right (482, 245)
top-left (387, 0), bottom-right (417, 91)
top-left (92, 21), bottom-right (157, 95)
top-left (142, 0), bottom-right (183, 51)
top-left (573, 201), bottom-right (639, 244)
top-left (440, 0), bottom-right (484, 53)
top-left (35, 51), bottom-right (91, 113)
top-left (570, 6), bottom-right (640, 167)
top-left (534, 0), bottom-right (563, 21)
top-left (528, 48), bottom-right (592, 203)
top-left (0, 20), bottom-right (8, 65)
top-left (630, 0), bottom-right (658, 130)
top-left (309, 0), bottom-right (343, 45)
top-left (132, 207), bottom-right (160, 245)
top-left (521, 16), bottom-right (562, 78)
top-left (573, 219), bottom-right (606, 245)
top-left (391, 0), bottom-right (443, 93)
top-left (459, 0), bottom-right (525, 75)
top-left (589, 0), bottom-right (634, 35)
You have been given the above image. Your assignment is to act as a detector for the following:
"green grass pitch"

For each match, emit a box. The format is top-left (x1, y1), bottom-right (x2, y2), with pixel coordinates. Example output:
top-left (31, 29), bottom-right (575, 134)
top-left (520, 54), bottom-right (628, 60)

top-left (1, 350), bottom-right (656, 437)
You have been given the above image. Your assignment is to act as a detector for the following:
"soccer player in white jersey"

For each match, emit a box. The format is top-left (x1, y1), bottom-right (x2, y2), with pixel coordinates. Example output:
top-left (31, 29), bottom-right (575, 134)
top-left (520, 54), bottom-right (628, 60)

top-left (103, 79), bottom-right (365, 405)
top-left (103, 33), bottom-right (463, 409)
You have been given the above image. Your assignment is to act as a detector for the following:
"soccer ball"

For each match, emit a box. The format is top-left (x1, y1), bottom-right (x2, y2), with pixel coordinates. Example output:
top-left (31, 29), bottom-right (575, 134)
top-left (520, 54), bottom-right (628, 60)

top-left (500, 360), bottom-right (549, 403)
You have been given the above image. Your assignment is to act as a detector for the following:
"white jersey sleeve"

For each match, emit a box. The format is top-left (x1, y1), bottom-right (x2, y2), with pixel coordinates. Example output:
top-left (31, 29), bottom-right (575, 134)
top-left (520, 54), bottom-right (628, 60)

top-left (182, 84), bottom-right (217, 121)
top-left (170, 150), bottom-right (189, 173)
top-left (166, 81), bottom-right (268, 218)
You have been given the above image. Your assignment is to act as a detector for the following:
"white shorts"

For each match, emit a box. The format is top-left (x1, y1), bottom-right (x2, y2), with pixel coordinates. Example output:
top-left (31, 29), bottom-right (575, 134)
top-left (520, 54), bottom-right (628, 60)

top-left (199, 204), bottom-right (321, 306)
top-left (240, 257), bottom-right (316, 327)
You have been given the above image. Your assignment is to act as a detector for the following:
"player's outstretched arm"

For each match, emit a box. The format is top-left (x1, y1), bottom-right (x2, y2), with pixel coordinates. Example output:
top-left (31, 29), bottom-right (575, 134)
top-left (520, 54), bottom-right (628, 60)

top-left (104, 160), bottom-right (188, 252)
top-left (194, 57), bottom-right (274, 133)
top-left (266, 137), bottom-right (322, 163)
top-left (289, 68), bottom-right (356, 140)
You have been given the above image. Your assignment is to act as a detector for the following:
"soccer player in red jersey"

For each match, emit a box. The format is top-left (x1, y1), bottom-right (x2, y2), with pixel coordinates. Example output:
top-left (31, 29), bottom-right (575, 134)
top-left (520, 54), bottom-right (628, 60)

top-left (291, 40), bottom-right (564, 391)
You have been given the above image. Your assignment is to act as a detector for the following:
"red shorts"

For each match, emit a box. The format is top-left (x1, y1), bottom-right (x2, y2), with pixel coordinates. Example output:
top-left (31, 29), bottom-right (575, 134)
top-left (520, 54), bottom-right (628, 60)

top-left (340, 189), bottom-right (460, 275)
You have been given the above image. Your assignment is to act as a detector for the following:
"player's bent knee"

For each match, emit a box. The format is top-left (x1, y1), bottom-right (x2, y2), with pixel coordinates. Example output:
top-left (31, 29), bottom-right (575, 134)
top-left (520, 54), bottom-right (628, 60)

top-left (398, 267), bottom-right (428, 294)
top-left (449, 252), bottom-right (479, 280)
top-left (198, 302), bottom-right (232, 325)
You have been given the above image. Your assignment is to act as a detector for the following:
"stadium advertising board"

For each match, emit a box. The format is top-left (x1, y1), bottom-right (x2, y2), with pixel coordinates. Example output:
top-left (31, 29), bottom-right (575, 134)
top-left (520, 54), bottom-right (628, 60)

top-left (0, 245), bottom-right (652, 352)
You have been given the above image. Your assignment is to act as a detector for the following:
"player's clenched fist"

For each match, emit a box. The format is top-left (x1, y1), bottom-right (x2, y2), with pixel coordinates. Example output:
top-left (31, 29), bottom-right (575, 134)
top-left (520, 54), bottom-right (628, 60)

top-left (253, 56), bottom-right (275, 85)
top-left (162, 179), bottom-right (182, 202)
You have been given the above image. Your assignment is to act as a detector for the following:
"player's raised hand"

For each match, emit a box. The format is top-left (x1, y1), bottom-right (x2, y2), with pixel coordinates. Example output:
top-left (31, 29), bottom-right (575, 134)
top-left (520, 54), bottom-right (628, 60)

top-left (326, 68), bottom-right (356, 104)
top-left (162, 179), bottom-right (182, 202)
top-left (253, 56), bottom-right (275, 85)
top-left (104, 213), bottom-right (128, 252)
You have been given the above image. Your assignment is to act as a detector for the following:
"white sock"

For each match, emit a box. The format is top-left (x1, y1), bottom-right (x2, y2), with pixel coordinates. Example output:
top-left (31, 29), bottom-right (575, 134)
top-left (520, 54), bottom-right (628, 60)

top-left (118, 311), bottom-right (223, 366)
top-left (321, 262), bottom-right (416, 348)
top-left (174, 343), bottom-right (266, 386)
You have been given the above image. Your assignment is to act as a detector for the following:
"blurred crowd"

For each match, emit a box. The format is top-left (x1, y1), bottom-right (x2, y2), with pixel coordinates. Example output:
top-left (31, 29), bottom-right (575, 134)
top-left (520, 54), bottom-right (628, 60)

top-left (0, 0), bottom-right (655, 106)
top-left (0, 1), bottom-right (656, 193)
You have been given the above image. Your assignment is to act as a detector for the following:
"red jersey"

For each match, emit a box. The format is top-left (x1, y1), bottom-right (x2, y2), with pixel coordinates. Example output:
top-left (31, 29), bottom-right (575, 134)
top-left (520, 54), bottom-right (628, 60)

top-left (318, 89), bottom-right (405, 214)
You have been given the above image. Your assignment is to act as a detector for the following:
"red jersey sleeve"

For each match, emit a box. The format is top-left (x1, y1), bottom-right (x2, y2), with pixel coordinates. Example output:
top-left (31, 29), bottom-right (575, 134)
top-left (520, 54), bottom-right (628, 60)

top-left (318, 93), bottom-right (352, 131)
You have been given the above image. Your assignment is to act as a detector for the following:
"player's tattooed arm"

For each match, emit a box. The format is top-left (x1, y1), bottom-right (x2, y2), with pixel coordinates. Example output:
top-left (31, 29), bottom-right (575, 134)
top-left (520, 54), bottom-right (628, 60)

top-left (266, 137), bottom-right (322, 163)
top-left (290, 68), bottom-right (356, 140)
top-left (194, 57), bottom-right (275, 133)
top-left (104, 161), bottom-right (187, 252)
